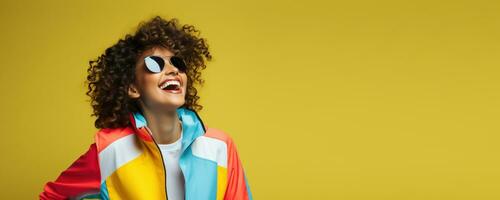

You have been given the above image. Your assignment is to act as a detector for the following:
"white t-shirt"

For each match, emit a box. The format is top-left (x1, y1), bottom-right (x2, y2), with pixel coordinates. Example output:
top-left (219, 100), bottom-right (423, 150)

top-left (158, 129), bottom-right (185, 200)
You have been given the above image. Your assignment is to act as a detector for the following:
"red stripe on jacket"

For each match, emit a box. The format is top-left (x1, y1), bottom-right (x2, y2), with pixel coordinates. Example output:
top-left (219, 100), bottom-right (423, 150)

top-left (39, 143), bottom-right (101, 200)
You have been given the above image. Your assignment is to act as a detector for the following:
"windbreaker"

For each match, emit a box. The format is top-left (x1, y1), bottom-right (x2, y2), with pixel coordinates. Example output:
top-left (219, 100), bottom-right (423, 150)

top-left (40, 107), bottom-right (253, 200)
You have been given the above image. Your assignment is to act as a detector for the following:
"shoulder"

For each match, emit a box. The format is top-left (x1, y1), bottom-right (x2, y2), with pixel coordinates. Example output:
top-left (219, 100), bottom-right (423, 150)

top-left (195, 126), bottom-right (243, 156)
top-left (203, 127), bottom-right (235, 145)
top-left (191, 127), bottom-right (237, 167)
top-left (195, 127), bottom-right (246, 170)
top-left (192, 126), bottom-right (238, 153)
top-left (94, 126), bottom-right (135, 152)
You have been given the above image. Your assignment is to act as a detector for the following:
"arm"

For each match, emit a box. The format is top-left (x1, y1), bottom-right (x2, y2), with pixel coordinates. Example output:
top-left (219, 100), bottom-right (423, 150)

top-left (40, 143), bottom-right (101, 200)
top-left (224, 138), bottom-right (253, 200)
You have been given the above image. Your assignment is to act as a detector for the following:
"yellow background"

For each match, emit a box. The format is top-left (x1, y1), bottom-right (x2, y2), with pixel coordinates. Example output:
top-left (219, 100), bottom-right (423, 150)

top-left (0, 0), bottom-right (499, 199)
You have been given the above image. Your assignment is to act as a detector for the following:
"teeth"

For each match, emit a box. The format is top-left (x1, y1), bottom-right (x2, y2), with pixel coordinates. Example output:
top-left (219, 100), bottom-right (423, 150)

top-left (160, 80), bottom-right (180, 89)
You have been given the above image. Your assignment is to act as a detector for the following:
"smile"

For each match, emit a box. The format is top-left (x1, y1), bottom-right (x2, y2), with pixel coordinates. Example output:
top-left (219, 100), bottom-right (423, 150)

top-left (159, 80), bottom-right (181, 94)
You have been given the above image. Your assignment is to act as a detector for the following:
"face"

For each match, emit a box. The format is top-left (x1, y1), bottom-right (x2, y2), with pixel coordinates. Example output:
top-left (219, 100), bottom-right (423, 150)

top-left (128, 46), bottom-right (188, 112)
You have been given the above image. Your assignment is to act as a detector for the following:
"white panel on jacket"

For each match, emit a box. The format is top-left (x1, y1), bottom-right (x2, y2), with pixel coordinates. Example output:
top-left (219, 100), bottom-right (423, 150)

top-left (191, 136), bottom-right (228, 168)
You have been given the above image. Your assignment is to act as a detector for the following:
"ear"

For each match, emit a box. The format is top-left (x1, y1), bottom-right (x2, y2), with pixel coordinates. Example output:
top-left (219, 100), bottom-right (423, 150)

top-left (128, 83), bottom-right (140, 99)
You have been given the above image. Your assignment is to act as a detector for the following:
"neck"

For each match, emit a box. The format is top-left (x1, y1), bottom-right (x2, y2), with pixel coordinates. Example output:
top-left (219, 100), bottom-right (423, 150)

top-left (140, 106), bottom-right (182, 144)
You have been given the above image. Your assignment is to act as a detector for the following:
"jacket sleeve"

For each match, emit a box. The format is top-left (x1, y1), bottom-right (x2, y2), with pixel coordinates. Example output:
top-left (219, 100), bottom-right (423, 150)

top-left (39, 143), bottom-right (101, 200)
top-left (224, 137), bottom-right (253, 200)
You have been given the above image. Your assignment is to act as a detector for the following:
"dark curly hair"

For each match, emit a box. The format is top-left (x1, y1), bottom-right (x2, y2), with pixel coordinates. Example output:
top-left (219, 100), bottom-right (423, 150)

top-left (85, 16), bottom-right (212, 129)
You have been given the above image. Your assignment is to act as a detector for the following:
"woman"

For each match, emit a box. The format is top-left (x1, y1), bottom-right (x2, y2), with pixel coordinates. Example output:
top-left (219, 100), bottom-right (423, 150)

top-left (40, 16), bottom-right (253, 200)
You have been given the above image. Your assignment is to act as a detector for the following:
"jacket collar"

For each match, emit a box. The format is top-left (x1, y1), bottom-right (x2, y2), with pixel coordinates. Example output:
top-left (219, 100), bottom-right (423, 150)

top-left (128, 107), bottom-right (207, 154)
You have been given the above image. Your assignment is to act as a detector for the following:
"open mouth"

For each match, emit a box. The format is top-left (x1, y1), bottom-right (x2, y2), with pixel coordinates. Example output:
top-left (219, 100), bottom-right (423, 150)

top-left (159, 80), bottom-right (181, 93)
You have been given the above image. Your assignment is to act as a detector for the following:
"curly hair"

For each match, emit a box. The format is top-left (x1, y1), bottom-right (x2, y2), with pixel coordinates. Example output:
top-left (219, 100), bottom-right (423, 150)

top-left (85, 16), bottom-right (212, 129)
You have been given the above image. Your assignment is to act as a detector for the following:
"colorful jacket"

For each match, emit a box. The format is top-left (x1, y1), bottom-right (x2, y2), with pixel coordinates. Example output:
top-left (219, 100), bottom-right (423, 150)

top-left (40, 107), bottom-right (253, 200)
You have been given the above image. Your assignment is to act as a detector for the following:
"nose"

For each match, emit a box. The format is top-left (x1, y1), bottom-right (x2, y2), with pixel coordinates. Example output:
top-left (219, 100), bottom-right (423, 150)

top-left (163, 62), bottom-right (179, 75)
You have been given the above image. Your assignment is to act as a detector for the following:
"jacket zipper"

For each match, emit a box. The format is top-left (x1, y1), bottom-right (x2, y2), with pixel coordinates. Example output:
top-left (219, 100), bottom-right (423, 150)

top-left (140, 108), bottom-right (207, 200)
top-left (144, 126), bottom-right (169, 200)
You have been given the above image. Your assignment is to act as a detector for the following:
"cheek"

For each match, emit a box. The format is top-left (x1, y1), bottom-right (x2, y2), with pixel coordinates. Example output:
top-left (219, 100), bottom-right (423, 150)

top-left (142, 74), bottom-right (160, 87)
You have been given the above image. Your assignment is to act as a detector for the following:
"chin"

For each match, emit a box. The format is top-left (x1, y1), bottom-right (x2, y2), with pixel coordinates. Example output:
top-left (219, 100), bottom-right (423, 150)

top-left (168, 100), bottom-right (186, 109)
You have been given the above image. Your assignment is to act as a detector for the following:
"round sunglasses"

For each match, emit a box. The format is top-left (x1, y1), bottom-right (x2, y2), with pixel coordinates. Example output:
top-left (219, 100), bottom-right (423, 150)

top-left (144, 55), bottom-right (187, 73)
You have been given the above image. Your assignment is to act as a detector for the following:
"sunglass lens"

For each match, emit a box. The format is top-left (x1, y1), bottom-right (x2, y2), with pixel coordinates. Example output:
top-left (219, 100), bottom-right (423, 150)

top-left (170, 56), bottom-right (187, 72)
top-left (144, 56), bottom-right (165, 73)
